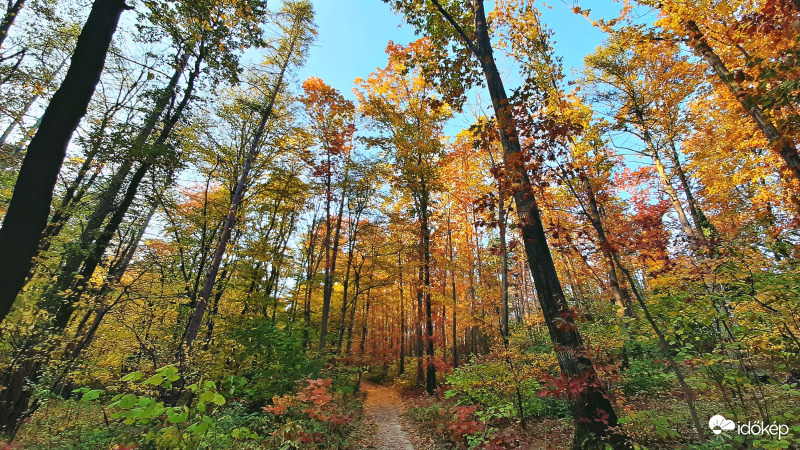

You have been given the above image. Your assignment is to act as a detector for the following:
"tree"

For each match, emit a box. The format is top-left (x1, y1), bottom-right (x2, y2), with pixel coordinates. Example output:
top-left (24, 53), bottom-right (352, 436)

top-left (183, 0), bottom-right (316, 349)
top-left (300, 76), bottom-right (355, 353)
top-left (382, 1), bottom-right (623, 445)
top-left (0, 0), bottom-right (128, 325)
top-left (357, 40), bottom-right (450, 395)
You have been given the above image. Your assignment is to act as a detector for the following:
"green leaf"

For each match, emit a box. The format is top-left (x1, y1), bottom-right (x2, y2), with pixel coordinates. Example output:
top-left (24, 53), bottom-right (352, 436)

top-left (117, 393), bottom-right (138, 409)
top-left (212, 393), bottom-right (225, 405)
top-left (81, 389), bottom-right (102, 402)
top-left (122, 371), bottom-right (144, 382)
top-left (166, 407), bottom-right (189, 424)
top-left (144, 373), bottom-right (163, 386)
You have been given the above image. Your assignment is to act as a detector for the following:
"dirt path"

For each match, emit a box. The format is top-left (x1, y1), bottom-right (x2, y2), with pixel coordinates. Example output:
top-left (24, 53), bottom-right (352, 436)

top-left (359, 383), bottom-right (415, 450)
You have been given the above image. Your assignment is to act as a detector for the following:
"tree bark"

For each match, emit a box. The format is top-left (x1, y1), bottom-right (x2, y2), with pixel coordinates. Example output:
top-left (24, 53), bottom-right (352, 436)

top-left (447, 210), bottom-right (458, 368)
top-left (420, 186), bottom-right (437, 395)
top-left (0, 0), bottom-right (25, 51)
top-left (498, 177), bottom-right (510, 340)
top-left (183, 24), bottom-right (302, 348)
top-left (425, 0), bottom-right (622, 444)
top-left (0, 0), bottom-right (128, 325)
top-left (683, 19), bottom-right (800, 183)
top-left (319, 161), bottom-right (349, 352)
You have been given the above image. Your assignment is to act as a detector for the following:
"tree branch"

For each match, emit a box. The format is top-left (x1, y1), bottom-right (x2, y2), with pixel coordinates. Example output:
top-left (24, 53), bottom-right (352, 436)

top-left (428, 0), bottom-right (480, 57)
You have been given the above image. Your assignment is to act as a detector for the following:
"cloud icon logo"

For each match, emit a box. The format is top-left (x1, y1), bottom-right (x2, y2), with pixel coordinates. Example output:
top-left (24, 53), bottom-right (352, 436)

top-left (709, 415), bottom-right (735, 435)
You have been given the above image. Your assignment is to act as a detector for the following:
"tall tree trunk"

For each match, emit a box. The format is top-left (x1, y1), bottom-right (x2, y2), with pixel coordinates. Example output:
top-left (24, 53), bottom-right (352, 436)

top-left (420, 187), bottom-right (436, 395)
top-left (580, 175), bottom-right (631, 316)
top-left (0, 0), bottom-right (25, 50)
top-left (665, 139), bottom-right (716, 241)
top-left (359, 288), bottom-right (371, 355)
top-left (415, 263), bottom-right (424, 385)
top-left (319, 161), bottom-right (349, 352)
top-left (398, 250), bottom-right (406, 374)
top-left (498, 178), bottom-right (510, 340)
top-left (185, 110), bottom-right (271, 348)
top-left (683, 19), bottom-right (800, 184)
top-left (0, 54), bottom-right (69, 147)
top-left (52, 161), bottom-right (149, 331)
top-left (345, 258), bottom-right (363, 356)
top-left (0, 0), bottom-right (128, 325)
top-left (651, 147), bottom-right (698, 242)
top-left (447, 210), bottom-right (458, 368)
top-left (426, 0), bottom-right (622, 444)
top-left (41, 54), bottom-right (191, 316)
top-left (337, 254), bottom-right (354, 351)
top-left (611, 252), bottom-right (706, 443)
top-left (49, 53), bottom-right (200, 330)
top-left (183, 30), bottom-right (299, 348)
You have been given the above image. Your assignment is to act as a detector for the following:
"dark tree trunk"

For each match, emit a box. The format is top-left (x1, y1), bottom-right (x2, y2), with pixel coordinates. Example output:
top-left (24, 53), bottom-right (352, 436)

top-left (419, 187), bottom-right (436, 395)
top-left (683, 19), bottom-right (800, 184)
top-left (319, 164), bottom-right (349, 352)
top-left (580, 175), bottom-right (631, 316)
top-left (0, 0), bottom-right (25, 50)
top-left (424, 0), bottom-right (622, 445)
top-left (398, 250), bottom-right (406, 373)
top-left (415, 263), bottom-right (424, 385)
top-left (47, 54), bottom-right (199, 333)
top-left (498, 178), bottom-right (509, 340)
top-left (447, 212), bottom-right (458, 368)
top-left (184, 34), bottom-right (296, 348)
top-left (0, 0), bottom-right (128, 324)
top-left (52, 161), bottom-right (150, 331)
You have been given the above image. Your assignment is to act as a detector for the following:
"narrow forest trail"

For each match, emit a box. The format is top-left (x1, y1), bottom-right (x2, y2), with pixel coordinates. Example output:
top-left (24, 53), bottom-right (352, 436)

top-left (359, 383), bottom-right (416, 450)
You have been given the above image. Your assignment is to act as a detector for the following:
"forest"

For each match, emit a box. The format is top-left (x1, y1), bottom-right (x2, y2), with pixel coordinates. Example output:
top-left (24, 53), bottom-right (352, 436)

top-left (0, 0), bottom-right (799, 448)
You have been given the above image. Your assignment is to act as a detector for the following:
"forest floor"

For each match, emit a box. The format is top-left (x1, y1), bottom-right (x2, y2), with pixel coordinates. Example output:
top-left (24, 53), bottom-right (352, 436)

top-left (356, 382), bottom-right (434, 449)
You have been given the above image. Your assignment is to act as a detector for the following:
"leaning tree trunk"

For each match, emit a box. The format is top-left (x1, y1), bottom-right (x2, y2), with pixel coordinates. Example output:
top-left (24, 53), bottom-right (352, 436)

top-left (0, 0), bottom-right (128, 325)
top-left (683, 19), bottom-right (800, 184)
top-left (433, 1), bottom-right (622, 446)
top-left (319, 161), bottom-right (350, 352)
top-left (184, 41), bottom-right (295, 349)
top-left (0, 0), bottom-right (25, 51)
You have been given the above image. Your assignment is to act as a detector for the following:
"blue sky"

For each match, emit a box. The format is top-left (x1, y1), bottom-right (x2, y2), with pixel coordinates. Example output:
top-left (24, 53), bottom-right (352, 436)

top-left (297, 0), bottom-right (624, 106)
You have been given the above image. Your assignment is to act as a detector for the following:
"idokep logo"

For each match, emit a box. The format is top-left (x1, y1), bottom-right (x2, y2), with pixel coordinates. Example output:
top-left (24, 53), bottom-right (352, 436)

top-left (709, 414), bottom-right (790, 440)
top-left (709, 415), bottom-right (735, 435)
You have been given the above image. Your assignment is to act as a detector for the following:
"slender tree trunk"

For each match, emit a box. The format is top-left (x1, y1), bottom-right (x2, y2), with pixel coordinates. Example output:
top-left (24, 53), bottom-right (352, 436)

top-left (185, 117), bottom-right (265, 347)
top-left (652, 147), bottom-right (698, 241)
top-left (50, 54), bottom-right (200, 329)
top-left (337, 254), bottom-right (354, 351)
top-left (345, 260), bottom-right (362, 355)
top-left (0, 0), bottom-right (128, 325)
top-left (319, 162), bottom-right (349, 352)
top-left (580, 175), bottom-right (631, 316)
top-left (42, 55), bottom-right (190, 315)
top-left (183, 31), bottom-right (298, 348)
top-left (683, 19), bottom-right (800, 184)
top-left (498, 179), bottom-right (509, 340)
top-left (666, 139), bottom-right (715, 240)
top-left (0, 0), bottom-right (25, 50)
top-left (0, 55), bottom-right (70, 147)
top-left (611, 252), bottom-right (706, 443)
top-left (426, 0), bottom-right (622, 444)
top-left (360, 289), bottom-right (371, 355)
top-left (398, 250), bottom-right (406, 373)
top-left (416, 262), bottom-right (424, 385)
top-left (447, 211), bottom-right (458, 368)
top-left (420, 188), bottom-right (436, 395)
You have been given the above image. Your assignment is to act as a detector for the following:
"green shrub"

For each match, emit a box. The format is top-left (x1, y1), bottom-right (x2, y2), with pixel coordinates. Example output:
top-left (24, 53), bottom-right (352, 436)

top-left (230, 319), bottom-right (322, 403)
top-left (364, 364), bottom-right (390, 384)
top-left (445, 360), bottom-right (571, 420)
top-left (621, 357), bottom-right (675, 395)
